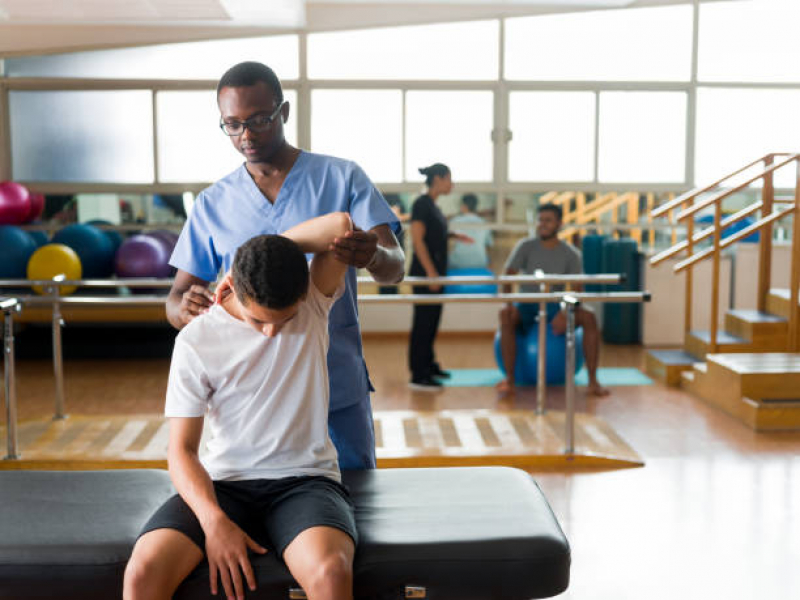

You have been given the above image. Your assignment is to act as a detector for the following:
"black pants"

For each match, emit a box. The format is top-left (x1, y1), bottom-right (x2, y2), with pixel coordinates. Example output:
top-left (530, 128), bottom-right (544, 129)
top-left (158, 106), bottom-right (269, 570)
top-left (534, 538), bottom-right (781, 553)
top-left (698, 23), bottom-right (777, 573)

top-left (408, 285), bottom-right (443, 380)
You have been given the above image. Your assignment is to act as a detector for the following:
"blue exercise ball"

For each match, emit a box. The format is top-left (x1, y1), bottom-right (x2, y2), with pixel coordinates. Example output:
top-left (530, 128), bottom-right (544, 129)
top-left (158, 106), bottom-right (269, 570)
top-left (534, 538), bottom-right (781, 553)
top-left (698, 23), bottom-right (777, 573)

top-left (445, 267), bottom-right (497, 295)
top-left (0, 225), bottom-right (37, 278)
top-left (27, 227), bottom-right (49, 248)
top-left (52, 223), bottom-right (115, 278)
top-left (494, 324), bottom-right (584, 385)
top-left (86, 219), bottom-right (124, 253)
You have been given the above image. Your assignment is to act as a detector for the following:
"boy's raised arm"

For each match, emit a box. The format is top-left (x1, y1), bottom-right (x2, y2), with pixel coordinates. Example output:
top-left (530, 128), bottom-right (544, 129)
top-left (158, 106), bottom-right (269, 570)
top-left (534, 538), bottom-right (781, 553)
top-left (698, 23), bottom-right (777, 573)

top-left (282, 212), bottom-right (353, 297)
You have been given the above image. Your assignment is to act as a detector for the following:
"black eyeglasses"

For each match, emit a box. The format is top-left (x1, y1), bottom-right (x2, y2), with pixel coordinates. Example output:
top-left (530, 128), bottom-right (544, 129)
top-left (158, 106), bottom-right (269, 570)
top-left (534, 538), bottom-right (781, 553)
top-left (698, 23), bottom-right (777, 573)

top-left (219, 102), bottom-right (284, 136)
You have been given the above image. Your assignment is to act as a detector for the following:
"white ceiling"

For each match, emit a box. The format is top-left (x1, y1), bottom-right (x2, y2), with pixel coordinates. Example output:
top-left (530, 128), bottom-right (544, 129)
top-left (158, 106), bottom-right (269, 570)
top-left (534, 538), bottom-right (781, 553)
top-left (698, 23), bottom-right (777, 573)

top-left (0, 0), bottom-right (724, 58)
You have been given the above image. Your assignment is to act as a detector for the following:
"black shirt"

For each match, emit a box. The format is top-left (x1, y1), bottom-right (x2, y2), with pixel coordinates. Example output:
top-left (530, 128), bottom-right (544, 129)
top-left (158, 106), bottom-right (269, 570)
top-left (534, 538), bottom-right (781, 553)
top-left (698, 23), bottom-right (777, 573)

top-left (409, 194), bottom-right (448, 276)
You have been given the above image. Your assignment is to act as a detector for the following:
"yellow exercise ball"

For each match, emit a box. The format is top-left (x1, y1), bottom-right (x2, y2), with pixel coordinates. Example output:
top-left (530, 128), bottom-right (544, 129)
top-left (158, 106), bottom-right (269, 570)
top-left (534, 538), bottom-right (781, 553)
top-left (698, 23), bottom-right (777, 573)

top-left (27, 243), bottom-right (82, 295)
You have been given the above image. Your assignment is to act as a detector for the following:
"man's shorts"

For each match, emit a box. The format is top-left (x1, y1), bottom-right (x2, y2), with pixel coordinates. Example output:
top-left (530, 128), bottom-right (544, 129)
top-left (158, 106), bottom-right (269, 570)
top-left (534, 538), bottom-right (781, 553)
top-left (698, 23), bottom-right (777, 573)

top-left (515, 302), bottom-right (561, 332)
top-left (139, 475), bottom-right (358, 557)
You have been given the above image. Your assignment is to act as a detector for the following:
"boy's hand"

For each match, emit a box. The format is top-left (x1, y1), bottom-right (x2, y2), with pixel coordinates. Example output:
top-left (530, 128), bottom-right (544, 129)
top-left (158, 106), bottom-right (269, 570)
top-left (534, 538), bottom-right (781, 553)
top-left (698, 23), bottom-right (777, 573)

top-left (454, 233), bottom-right (475, 244)
top-left (205, 515), bottom-right (267, 600)
top-left (332, 227), bottom-right (378, 269)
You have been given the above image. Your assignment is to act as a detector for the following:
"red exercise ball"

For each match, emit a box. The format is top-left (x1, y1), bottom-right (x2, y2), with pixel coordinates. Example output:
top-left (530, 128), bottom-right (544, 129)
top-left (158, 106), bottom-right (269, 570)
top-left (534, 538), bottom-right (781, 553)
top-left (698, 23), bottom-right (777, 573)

top-left (25, 192), bottom-right (45, 223)
top-left (0, 181), bottom-right (32, 226)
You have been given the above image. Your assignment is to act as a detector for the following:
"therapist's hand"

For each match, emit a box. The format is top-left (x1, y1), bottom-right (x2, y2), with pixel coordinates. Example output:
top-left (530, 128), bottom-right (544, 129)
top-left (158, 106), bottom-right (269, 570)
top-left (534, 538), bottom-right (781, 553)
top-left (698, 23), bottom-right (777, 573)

top-left (332, 227), bottom-right (379, 269)
top-left (179, 285), bottom-right (214, 324)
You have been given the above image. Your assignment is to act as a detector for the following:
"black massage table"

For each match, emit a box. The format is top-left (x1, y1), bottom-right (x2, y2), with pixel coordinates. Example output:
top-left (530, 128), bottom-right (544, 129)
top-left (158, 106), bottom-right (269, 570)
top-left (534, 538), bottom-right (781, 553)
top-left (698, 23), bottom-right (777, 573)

top-left (0, 467), bottom-right (570, 599)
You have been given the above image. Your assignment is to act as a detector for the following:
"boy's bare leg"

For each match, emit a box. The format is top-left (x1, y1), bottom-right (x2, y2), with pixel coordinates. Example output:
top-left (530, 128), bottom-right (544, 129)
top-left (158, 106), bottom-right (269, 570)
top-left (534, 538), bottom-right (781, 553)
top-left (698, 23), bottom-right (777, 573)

top-left (283, 526), bottom-right (355, 600)
top-left (124, 528), bottom-right (204, 600)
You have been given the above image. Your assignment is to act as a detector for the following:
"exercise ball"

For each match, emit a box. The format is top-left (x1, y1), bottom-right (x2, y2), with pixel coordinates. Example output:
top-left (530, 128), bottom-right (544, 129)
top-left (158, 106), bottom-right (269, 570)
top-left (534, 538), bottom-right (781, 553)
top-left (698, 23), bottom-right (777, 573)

top-left (0, 182), bottom-right (31, 226)
top-left (85, 220), bottom-right (124, 253)
top-left (115, 234), bottom-right (173, 278)
top-left (147, 229), bottom-right (179, 250)
top-left (25, 192), bottom-right (45, 223)
top-left (0, 225), bottom-right (38, 278)
top-left (27, 243), bottom-right (82, 295)
top-left (445, 267), bottom-right (497, 295)
top-left (28, 227), bottom-right (49, 247)
top-left (494, 324), bottom-right (584, 385)
top-left (52, 223), bottom-right (115, 278)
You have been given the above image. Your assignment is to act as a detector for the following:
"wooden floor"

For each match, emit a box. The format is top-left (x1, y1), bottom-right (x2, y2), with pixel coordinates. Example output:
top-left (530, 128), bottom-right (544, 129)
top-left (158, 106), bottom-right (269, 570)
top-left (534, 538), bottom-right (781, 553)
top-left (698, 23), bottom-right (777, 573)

top-left (2, 333), bottom-right (800, 599)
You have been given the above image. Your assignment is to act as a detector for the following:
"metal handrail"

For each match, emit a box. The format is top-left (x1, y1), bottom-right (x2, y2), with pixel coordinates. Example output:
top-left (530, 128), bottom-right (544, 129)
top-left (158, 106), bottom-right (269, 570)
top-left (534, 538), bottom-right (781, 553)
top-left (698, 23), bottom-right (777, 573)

top-left (0, 273), bottom-right (624, 290)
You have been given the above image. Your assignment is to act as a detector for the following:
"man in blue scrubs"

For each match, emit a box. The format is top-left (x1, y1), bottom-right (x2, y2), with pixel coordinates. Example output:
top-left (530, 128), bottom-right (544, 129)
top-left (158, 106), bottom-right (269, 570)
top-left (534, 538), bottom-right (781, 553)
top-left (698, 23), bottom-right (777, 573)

top-left (166, 62), bottom-right (405, 470)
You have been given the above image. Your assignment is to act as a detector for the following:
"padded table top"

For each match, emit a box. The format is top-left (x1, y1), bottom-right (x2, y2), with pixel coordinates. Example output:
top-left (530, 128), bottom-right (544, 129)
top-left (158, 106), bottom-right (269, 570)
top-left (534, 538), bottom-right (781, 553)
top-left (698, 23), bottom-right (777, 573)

top-left (0, 467), bottom-right (570, 600)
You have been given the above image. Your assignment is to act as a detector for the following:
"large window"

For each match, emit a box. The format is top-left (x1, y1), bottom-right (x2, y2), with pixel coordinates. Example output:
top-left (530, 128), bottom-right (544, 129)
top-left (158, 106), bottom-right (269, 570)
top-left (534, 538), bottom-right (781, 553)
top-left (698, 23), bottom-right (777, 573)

top-left (5, 35), bottom-right (300, 80)
top-left (405, 91), bottom-right (494, 183)
top-left (505, 6), bottom-right (693, 81)
top-left (699, 0), bottom-right (800, 83)
top-left (598, 92), bottom-right (687, 183)
top-left (508, 92), bottom-right (595, 182)
top-left (9, 91), bottom-right (154, 183)
top-left (310, 90), bottom-right (402, 182)
top-left (695, 88), bottom-right (800, 189)
top-left (308, 21), bottom-right (499, 80)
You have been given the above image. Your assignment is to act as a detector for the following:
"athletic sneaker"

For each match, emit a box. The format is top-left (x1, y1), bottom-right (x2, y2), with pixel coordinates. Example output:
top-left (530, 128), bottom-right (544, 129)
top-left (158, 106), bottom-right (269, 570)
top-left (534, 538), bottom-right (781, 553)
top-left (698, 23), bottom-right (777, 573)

top-left (430, 365), bottom-right (451, 380)
top-left (409, 376), bottom-right (443, 391)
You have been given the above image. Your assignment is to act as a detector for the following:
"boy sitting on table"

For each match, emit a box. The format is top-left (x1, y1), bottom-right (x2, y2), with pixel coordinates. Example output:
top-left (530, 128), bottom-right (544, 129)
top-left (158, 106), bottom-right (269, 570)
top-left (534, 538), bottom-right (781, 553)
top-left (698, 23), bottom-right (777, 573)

top-left (124, 212), bottom-right (357, 600)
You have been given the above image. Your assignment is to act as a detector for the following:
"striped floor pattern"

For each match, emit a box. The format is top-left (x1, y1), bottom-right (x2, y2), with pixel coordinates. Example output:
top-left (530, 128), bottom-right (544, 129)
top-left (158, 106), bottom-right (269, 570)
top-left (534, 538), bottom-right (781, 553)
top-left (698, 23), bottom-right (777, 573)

top-left (0, 409), bottom-right (643, 470)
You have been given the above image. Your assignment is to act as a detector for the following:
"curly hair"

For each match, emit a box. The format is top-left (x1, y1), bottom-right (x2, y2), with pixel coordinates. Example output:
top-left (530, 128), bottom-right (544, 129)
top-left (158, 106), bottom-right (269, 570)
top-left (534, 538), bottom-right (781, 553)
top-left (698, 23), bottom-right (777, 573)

top-left (217, 61), bottom-right (284, 104)
top-left (231, 235), bottom-right (309, 309)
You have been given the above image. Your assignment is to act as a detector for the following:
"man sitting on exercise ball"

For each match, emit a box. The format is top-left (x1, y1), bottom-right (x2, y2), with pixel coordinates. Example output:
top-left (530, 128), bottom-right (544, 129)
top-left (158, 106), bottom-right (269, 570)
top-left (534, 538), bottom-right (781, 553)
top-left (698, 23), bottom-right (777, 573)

top-left (496, 204), bottom-right (609, 397)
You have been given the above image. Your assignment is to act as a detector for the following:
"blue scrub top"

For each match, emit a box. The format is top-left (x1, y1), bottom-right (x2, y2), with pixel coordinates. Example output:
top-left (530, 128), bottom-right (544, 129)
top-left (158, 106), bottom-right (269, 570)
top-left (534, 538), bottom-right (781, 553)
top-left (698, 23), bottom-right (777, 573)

top-left (170, 151), bottom-right (399, 412)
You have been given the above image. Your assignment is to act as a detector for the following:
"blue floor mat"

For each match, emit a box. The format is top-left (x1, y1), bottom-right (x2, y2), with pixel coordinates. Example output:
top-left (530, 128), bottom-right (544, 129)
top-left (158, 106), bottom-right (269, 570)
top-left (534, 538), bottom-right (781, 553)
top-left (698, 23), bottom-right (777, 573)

top-left (442, 367), bottom-right (653, 387)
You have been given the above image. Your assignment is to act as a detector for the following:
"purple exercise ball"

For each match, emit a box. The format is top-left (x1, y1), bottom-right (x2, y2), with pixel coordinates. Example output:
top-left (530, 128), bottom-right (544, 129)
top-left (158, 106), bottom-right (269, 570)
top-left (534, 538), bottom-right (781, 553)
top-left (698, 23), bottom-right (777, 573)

top-left (147, 229), bottom-right (179, 251)
top-left (115, 234), bottom-right (173, 278)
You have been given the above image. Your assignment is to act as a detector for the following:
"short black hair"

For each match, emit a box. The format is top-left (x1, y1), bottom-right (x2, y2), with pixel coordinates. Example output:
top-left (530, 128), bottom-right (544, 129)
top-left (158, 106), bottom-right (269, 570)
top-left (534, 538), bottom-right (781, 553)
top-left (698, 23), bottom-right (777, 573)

top-left (538, 203), bottom-right (563, 221)
top-left (461, 193), bottom-right (478, 212)
top-left (418, 163), bottom-right (450, 187)
top-left (232, 235), bottom-right (308, 310)
top-left (217, 61), bottom-right (284, 104)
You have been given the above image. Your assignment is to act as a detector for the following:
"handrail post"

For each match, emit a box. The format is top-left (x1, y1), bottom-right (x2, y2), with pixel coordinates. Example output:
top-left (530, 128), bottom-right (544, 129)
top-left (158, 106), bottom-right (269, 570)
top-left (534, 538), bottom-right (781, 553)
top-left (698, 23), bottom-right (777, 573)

top-left (3, 298), bottom-right (21, 460)
top-left (628, 193), bottom-right (641, 244)
top-left (50, 279), bottom-right (67, 421)
top-left (684, 201), bottom-right (694, 339)
top-left (789, 159), bottom-right (800, 351)
top-left (758, 154), bottom-right (775, 312)
top-left (562, 295), bottom-right (580, 455)
top-left (536, 269), bottom-right (548, 415)
top-left (710, 201), bottom-right (722, 354)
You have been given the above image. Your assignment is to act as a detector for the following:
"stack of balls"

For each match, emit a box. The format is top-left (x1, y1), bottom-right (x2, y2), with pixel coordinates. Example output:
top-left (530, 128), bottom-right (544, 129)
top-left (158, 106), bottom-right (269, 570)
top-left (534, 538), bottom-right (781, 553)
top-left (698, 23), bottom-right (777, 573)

top-left (0, 181), bottom-right (179, 296)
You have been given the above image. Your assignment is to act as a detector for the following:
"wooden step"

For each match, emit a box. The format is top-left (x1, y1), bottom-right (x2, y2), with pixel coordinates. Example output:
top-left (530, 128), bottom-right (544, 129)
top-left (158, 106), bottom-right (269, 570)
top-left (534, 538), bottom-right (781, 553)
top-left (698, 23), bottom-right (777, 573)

top-left (645, 349), bottom-right (700, 386)
top-left (685, 330), bottom-right (760, 358)
top-left (766, 289), bottom-right (797, 320)
top-left (681, 353), bottom-right (800, 431)
top-left (724, 309), bottom-right (787, 343)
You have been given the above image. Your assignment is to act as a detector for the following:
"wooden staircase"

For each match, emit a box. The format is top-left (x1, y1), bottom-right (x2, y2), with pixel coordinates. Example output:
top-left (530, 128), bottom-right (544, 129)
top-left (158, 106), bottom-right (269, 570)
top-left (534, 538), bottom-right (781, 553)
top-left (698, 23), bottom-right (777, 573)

top-left (646, 288), bottom-right (791, 385)
top-left (679, 353), bottom-right (800, 431)
top-left (644, 153), bottom-right (800, 431)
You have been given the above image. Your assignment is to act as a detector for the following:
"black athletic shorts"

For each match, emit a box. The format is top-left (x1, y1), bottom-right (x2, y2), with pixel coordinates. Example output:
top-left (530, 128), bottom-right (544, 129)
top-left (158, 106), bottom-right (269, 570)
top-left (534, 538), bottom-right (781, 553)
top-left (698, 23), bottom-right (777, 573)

top-left (139, 475), bottom-right (358, 557)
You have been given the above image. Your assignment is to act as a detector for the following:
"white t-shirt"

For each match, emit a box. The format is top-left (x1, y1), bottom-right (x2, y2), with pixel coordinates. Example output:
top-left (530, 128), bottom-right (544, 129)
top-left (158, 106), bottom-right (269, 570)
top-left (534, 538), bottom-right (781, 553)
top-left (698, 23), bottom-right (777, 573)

top-left (449, 213), bottom-right (493, 270)
top-left (166, 278), bottom-right (343, 483)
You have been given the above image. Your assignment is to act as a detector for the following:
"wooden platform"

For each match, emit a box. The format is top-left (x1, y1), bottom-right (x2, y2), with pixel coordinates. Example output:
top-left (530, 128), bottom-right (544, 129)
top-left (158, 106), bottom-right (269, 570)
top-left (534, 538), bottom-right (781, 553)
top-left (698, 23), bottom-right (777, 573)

top-left (0, 410), bottom-right (644, 471)
top-left (645, 348), bottom-right (700, 385)
top-left (680, 353), bottom-right (800, 431)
